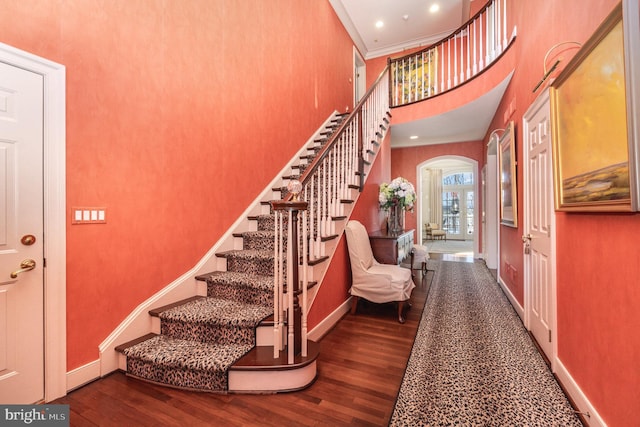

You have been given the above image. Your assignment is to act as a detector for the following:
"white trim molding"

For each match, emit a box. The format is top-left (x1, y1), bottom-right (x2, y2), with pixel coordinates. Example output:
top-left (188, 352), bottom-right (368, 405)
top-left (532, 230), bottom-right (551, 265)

top-left (416, 155), bottom-right (480, 256)
top-left (308, 298), bottom-right (352, 342)
top-left (66, 360), bottom-right (101, 393)
top-left (497, 277), bottom-right (524, 320)
top-left (555, 358), bottom-right (607, 426)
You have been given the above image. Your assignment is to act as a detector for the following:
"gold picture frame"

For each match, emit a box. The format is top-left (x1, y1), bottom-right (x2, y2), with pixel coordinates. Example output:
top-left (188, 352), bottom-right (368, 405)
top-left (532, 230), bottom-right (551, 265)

top-left (551, 3), bottom-right (638, 211)
top-left (499, 121), bottom-right (517, 227)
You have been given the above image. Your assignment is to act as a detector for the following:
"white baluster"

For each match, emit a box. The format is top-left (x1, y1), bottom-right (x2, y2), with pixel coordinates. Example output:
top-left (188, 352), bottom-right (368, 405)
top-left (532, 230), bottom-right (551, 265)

top-left (473, 19), bottom-right (478, 75)
top-left (308, 176), bottom-right (315, 260)
top-left (393, 63), bottom-right (398, 107)
top-left (301, 209), bottom-right (308, 357)
top-left (315, 173), bottom-right (321, 256)
top-left (503, 0), bottom-right (508, 49)
top-left (479, 10), bottom-right (484, 70)
top-left (433, 46), bottom-right (444, 95)
top-left (273, 211), bottom-right (279, 357)
top-left (447, 40), bottom-right (451, 90)
top-left (287, 210), bottom-right (294, 364)
top-left (323, 159), bottom-right (330, 238)
top-left (466, 24), bottom-right (471, 79)
top-left (331, 141), bottom-right (340, 221)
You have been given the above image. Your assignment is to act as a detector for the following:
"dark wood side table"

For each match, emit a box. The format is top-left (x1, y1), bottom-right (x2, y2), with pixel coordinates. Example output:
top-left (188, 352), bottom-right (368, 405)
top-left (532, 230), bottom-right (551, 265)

top-left (368, 229), bottom-right (414, 265)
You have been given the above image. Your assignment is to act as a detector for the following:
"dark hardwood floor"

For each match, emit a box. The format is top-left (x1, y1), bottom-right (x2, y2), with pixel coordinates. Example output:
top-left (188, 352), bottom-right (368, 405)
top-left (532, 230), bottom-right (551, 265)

top-left (54, 270), bottom-right (433, 426)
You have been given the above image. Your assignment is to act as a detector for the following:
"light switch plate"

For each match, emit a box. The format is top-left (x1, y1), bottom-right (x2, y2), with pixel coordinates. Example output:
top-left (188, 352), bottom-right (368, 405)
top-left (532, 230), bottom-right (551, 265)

top-left (72, 207), bottom-right (107, 224)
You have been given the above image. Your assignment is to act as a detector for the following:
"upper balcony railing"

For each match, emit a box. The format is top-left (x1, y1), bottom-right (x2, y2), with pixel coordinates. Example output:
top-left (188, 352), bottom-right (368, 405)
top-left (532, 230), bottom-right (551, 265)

top-left (389, 0), bottom-right (515, 107)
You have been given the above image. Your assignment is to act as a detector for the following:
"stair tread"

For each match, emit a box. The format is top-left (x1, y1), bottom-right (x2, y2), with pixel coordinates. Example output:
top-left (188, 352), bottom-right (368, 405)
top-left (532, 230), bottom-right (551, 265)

top-left (149, 296), bottom-right (205, 317)
top-left (158, 297), bottom-right (272, 327)
top-left (115, 333), bottom-right (158, 353)
top-left (122, 334), bottom-right (252, 372)
top-left (231, 341), bottom-right (320, 371)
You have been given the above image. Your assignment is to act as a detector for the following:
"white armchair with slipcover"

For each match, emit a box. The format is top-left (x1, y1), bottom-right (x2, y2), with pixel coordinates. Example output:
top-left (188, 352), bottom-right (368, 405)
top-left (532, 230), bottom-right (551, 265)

top-left (344, 220), bottom-right (415, 323)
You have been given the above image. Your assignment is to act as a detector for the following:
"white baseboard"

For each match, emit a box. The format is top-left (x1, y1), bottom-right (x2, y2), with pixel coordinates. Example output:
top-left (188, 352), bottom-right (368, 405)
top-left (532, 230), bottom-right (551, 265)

top-left (308, 297), bottom-right (351, 341)
top-left (555, 358), bottom-right (607, 426)
top-left (497, 276), bottom-right (524, 320)
top-left (66, 359), bottom-right (101, 392)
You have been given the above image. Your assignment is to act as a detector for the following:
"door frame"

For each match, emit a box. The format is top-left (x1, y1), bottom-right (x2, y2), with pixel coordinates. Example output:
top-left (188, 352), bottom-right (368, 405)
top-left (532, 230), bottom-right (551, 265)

top-left (416, 155), bottom-right (479, 255)
top-left (522, 88), bottom-right (557, 371)
top-left (0, 43), bottom-right (66, 401)
top-left (353, 46), bottom-right (366, 107)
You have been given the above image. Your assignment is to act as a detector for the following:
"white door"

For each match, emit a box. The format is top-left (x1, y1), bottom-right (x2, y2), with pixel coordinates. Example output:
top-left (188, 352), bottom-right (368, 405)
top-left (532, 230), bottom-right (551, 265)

top-left (523, 88), bottom-right (556, 366)
top-left (353, 48), bottom-right (366, 106)
top-left (0, 61), bottom-right (45, 403)
top-left (442, 189), bottom-right (474, 240)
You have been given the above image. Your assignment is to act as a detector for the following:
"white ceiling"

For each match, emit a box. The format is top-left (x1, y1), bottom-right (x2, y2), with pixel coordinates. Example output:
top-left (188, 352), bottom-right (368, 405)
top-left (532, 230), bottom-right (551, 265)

top-left (391, 71), bottom-right (513, 148)
top-left (329, 0), bottom-right (510, 149)
top-left (329, 0), bottom-right (472, 60)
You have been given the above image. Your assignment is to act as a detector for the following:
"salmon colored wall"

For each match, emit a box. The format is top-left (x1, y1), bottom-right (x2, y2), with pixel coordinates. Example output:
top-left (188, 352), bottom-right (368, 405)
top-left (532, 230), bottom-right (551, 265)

top-left (308, 131), bottom-right (391, 328)
top-left (482, 1), bottom-right (639, 425)
top-left (469, 0), bottom-right (489, 17)
top-left (0, 0), bottom-right (354, 370)
top-left (389, 141), bottom-right (484, 244)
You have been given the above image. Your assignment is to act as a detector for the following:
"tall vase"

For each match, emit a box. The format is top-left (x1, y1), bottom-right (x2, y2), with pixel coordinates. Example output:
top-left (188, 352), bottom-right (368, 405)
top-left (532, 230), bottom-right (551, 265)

top-left (387, 204), bottom-right (404, 234)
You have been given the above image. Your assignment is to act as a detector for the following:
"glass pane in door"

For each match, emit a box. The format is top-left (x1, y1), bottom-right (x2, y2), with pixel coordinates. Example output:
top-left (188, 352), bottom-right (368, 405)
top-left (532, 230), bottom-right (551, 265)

top-left (442, 191), bottom-right (461, 237)
top-left (466, 191), bottom-right (474, 237)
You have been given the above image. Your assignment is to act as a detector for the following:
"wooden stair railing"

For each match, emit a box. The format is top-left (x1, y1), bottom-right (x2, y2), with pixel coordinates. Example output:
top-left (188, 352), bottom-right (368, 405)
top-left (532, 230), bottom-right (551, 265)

top-left (271, 66), bottom-right (390, 363)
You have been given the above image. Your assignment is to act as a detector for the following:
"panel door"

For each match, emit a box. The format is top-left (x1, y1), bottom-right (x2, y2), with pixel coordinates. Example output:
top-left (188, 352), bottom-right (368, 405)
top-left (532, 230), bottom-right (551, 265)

top-left (523, 88), bottom-right (555, 363)
top-left (0, 61), bottom-right (45, 403)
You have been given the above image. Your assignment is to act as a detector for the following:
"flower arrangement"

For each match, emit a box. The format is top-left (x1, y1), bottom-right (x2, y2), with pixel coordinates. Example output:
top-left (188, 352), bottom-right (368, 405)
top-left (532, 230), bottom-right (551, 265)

top-left (379, 177), bottom-right (416, 212)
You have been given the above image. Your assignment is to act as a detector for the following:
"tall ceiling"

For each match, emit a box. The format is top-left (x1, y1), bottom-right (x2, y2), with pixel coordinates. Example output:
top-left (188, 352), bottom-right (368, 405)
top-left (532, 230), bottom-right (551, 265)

top-left (329, 0), bottom-right (472, 60)
top-left (329, 0), bottom-right (510, 149)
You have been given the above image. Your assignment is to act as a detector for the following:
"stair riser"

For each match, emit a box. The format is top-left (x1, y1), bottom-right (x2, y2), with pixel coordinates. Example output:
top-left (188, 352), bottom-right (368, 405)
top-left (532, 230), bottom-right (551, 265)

top-left (161, 321), bottom-right (256, 346)
top-left (126, 357), bottom-right (228, 391)
top-left (242, 234), bottom-right (282, 251)
top-left (226, 255), bottom-right (274, 276)
top-left (256, 215), bottom-right (290, 232)
top-left (228, 360), bottom-right (317, 393)
top-left (207, 282), bottom-right (272, 306)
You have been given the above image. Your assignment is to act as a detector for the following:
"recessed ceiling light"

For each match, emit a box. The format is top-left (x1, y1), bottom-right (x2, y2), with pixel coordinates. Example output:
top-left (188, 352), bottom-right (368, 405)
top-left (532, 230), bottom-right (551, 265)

top-left (375, 20), bottom-right (384, 29)
top-left (410, 135), bottom-right (419, 140)
top-left (429, 4), bottom-right (440, 13)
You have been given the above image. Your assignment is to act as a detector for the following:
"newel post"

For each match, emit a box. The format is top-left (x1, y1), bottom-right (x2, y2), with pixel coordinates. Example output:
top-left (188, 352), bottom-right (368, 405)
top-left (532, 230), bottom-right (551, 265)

top-left (271, 198), bottom-right (308, 359)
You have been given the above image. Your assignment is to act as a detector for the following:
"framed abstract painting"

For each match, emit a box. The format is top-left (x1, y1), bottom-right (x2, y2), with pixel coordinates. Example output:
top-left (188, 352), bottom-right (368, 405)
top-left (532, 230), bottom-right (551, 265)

top-left (551, 2), bottom-right (640, 211)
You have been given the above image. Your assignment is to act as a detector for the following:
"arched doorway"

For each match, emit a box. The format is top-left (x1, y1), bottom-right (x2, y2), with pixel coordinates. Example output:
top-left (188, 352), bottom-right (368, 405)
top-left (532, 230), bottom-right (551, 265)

top-left (417, 156), bottom-right (479, 257)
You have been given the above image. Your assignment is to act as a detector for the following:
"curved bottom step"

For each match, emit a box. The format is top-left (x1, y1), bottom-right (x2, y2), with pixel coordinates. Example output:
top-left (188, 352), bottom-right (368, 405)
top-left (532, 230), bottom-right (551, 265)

top-left (229, 341), bottom-right (320, 393)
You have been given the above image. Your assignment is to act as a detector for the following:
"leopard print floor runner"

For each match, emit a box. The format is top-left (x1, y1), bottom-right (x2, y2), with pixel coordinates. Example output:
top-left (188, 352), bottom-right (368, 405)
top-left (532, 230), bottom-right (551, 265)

top-left (390, 260), bottom-right (582, 426)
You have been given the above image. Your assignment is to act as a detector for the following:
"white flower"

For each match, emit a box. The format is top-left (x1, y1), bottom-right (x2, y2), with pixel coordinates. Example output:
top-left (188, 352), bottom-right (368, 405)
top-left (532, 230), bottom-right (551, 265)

top-left (378, 177), bottom-right (416, 212)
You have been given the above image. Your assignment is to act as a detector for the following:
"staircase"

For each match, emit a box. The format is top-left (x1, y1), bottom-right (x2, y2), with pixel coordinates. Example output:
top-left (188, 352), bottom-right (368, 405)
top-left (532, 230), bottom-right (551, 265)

top-left (114, 115), bottom-right (349, 393)
top-left (111, 66), bottom-right (391, 394)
